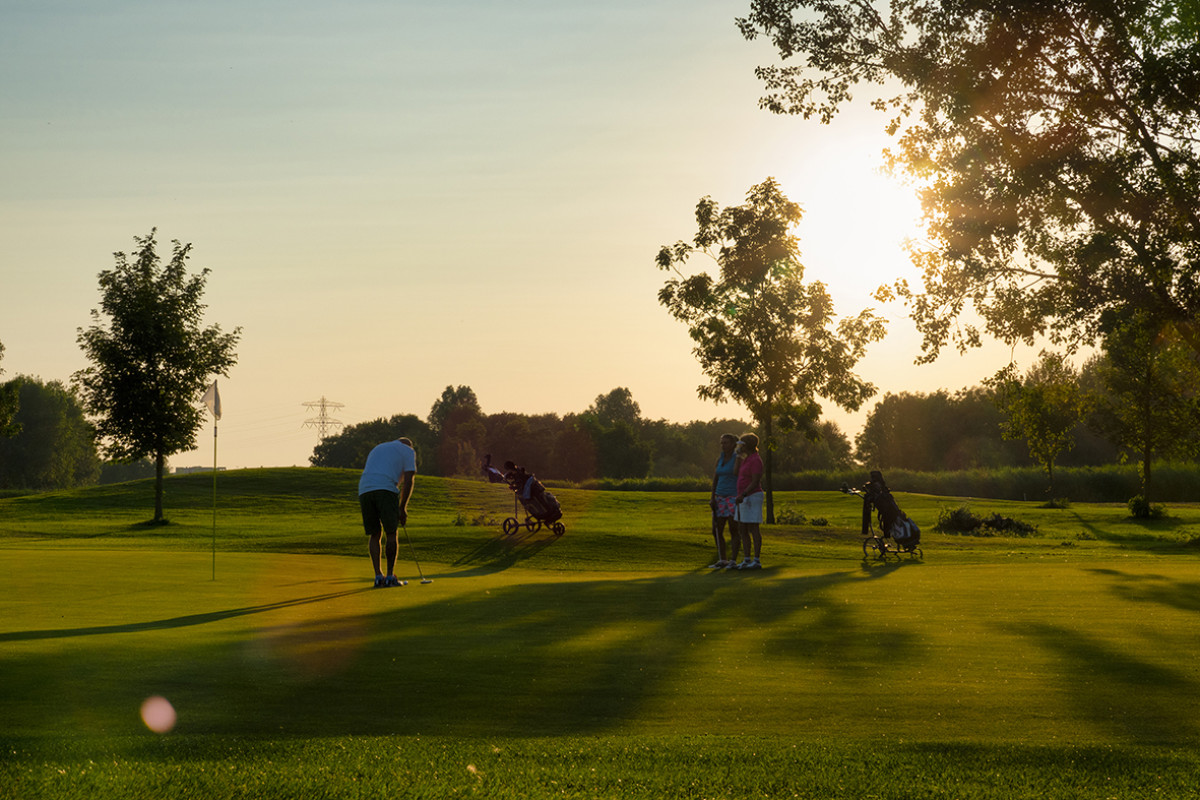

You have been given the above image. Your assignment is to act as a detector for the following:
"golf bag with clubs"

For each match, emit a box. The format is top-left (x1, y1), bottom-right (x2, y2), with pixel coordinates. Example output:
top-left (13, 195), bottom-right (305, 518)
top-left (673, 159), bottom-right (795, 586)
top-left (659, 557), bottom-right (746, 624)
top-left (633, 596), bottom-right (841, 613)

top-left (484, 456), bottom-right (566, 536)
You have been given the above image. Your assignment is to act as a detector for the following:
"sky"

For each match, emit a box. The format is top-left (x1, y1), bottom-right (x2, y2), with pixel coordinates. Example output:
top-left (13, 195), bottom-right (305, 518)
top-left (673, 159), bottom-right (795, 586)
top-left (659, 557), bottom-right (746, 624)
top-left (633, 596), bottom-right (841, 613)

top-left (0, 0), bottom-right (1043, 470)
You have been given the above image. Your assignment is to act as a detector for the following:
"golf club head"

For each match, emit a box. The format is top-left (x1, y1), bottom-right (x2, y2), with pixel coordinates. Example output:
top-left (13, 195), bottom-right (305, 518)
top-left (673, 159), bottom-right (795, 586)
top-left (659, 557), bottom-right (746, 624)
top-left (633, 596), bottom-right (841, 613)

top-left (421, 578), bottom-right (433, 584)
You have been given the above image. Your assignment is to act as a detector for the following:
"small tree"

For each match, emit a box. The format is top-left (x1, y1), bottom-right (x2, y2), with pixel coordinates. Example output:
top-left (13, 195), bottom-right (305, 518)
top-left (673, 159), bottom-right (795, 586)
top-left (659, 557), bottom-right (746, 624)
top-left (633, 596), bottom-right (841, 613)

top-left (74, 231), bottom-right (241, 523)
top-left (656, 178), bottom-right (885, 521)
top-left (1087, 311), bottom-right (1200, 511)
top-left (987, 353), bottom-right (1087, 497)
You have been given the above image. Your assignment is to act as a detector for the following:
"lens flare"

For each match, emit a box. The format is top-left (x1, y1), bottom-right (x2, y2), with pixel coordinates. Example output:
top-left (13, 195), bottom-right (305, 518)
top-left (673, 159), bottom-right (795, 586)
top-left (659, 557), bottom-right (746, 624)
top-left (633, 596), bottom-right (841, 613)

top-left (140, 695), bottom-right (177, 733)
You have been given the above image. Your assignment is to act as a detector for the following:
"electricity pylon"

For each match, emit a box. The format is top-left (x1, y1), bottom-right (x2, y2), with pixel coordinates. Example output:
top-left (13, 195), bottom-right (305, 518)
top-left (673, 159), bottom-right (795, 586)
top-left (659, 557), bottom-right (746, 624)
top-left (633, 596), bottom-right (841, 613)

top-left (301, 397), bottom-right (344, 439)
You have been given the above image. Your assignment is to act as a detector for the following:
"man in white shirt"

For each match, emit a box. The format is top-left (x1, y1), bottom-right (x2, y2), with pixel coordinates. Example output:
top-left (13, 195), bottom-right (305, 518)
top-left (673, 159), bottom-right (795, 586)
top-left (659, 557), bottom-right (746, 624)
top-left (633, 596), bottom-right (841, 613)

top-left (358, 437), bottom-right (417, 587)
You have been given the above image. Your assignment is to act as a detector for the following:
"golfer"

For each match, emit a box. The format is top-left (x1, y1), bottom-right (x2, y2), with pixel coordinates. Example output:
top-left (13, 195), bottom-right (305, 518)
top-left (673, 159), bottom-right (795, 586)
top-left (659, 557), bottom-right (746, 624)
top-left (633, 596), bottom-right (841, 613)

top-left (358, 437), bottom-right (417, 588)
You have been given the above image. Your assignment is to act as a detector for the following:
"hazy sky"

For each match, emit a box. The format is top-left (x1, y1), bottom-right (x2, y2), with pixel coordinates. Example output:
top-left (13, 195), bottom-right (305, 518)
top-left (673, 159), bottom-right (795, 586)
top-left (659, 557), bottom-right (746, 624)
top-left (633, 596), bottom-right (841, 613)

top-left (1, 0), bottom-right (1040, 469)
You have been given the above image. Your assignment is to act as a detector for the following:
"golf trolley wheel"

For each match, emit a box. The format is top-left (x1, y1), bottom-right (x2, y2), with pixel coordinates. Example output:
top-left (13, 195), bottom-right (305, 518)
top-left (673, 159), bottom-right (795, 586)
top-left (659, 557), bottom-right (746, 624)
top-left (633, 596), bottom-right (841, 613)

top-left (862, 535), bottom-right (886, 560)
top-left (502, 517), bottom-right (520, 536)
top-left (525, 516), bottom-right (542, 533)
top-left (552, 522), bottom-right (565, 536)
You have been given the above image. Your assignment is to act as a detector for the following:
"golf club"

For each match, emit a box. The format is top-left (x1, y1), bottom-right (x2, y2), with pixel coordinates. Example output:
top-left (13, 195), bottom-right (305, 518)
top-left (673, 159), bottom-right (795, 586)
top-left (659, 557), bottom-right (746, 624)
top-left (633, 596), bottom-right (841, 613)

top-left (401, 521), bottom-right (433, 584)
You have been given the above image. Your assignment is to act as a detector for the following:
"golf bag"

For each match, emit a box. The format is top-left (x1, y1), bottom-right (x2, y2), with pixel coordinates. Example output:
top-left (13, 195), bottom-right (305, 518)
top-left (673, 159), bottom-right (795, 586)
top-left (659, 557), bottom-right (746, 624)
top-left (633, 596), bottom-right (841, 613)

top-left (861, 471), bottom-right (920, 547)
top-left (484, 456), bottom-right (565, 536)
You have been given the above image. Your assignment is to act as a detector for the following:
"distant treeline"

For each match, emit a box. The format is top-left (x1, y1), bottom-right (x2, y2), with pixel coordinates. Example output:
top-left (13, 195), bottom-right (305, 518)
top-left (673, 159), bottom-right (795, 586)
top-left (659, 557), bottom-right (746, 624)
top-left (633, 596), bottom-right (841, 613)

top-left (308, 383), bottom-right (1150, 486)
top-left (310, 386), bottom-right (854, 480)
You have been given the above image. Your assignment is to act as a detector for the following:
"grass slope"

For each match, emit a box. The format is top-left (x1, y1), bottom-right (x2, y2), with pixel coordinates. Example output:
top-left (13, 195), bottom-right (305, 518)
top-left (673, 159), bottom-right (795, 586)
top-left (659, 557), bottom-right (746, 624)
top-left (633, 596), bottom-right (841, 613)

top-left (2, 469), bottom-right (1199, 798)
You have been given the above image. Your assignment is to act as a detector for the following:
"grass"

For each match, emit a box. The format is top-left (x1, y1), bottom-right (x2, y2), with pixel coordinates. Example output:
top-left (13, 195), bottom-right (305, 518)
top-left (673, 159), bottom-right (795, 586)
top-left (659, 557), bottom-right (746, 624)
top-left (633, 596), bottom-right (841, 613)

top-left (2, 469), bottom-right (1199, 798)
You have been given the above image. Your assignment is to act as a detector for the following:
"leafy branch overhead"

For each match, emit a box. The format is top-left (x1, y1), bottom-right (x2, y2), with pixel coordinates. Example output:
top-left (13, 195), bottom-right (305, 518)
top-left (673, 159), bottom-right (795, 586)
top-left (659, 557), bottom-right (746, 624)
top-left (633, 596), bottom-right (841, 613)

top-left (739, 0), bottom-right (1200, 361)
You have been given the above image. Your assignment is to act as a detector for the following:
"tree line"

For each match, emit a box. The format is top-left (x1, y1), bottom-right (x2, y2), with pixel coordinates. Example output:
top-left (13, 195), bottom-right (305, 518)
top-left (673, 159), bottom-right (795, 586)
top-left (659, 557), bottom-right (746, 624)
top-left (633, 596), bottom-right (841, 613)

top-left (308, 385), bottom-right (853, 481)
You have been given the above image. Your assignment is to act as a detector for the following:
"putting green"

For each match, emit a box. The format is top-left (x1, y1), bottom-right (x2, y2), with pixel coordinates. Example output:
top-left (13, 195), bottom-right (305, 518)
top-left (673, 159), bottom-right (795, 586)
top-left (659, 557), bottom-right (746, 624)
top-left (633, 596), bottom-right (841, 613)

top-left (3, 548), bottom-right (1197, 745)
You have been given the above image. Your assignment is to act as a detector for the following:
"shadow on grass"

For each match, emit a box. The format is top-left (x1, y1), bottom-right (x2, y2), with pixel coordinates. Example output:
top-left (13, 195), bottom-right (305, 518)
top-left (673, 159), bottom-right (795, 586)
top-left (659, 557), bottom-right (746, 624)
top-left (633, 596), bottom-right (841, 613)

top-left (447, 526), bottom-right (563, 577)
top-left (994, 619), bottom-right (1198, 743)
top-left (1087, 568), bottom-right (1200, 613)
top-left (3, 567), bottom-right (917, 739)
top-left (0, 589), bottom-right (372, 643)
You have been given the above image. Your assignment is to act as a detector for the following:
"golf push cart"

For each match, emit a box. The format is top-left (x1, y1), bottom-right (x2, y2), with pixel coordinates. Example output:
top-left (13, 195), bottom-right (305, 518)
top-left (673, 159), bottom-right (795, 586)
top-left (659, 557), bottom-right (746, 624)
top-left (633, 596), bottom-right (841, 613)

top-left (482, 456), bottom-right (566, 537)
top-left (841, 472), bottom-right (922, 560)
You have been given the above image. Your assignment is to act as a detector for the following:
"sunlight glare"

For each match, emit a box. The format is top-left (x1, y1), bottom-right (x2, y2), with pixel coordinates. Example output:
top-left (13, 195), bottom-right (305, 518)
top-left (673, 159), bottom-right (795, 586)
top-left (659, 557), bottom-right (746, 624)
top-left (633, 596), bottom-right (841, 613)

top-left (776, 134), bottom-right (924, 310)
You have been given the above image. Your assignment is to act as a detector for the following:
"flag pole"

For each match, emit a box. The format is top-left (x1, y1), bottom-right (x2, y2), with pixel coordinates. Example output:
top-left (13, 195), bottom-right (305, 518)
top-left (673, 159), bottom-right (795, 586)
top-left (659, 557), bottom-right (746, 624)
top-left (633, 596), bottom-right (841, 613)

top-left (202, 379), bottom-right (222, 581)
top-left (212, 418), bottom-right (218, 581)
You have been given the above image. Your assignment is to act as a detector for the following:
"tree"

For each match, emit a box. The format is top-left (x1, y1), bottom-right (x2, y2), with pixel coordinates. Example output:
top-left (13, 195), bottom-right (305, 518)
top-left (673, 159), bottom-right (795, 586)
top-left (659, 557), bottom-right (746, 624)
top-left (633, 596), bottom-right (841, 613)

top-left (0, 377), bottom-right (101, 490)
top-left (987, 353), bottom-right (1088, 496)
top-left (0, 341), bottom-right (20, 439)
top-left (855, 387), bottom-right (1031, 471)
top-left (657, 178), bottom-right (885, 521)
top-left (310, 414), bottom-right (433, 469)
top-left (739, 1), bottom-right (1200, 362)
top-left (427, 385), bottom-right (485, 476)
top-left (74, 231), bottom-right (241, 523)
top-left (1086, 311), bottom-right (1200, 510)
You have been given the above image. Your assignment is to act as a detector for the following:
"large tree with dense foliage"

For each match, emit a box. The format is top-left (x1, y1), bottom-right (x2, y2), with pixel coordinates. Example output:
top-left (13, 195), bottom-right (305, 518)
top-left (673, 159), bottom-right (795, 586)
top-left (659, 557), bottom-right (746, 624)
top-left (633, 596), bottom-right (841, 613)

top-left (739, 0), bottom-right (1200, 361)
top-left (74, 231), bottom-right (240, 523)
top-left (657, 178), bottom-right (885, 521)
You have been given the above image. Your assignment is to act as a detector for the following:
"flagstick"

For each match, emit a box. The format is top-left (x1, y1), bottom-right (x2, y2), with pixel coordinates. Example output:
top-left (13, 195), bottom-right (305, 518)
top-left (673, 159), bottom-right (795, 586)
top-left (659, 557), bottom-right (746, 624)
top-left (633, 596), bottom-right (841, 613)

top-left (211, 420), bottom-right (218, 581)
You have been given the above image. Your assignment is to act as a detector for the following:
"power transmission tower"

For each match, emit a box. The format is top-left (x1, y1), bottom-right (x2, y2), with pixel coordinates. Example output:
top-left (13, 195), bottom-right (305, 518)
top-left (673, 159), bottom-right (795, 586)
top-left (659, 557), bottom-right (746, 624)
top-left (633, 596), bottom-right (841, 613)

top-left (301, 397), bottom-right (345, 439)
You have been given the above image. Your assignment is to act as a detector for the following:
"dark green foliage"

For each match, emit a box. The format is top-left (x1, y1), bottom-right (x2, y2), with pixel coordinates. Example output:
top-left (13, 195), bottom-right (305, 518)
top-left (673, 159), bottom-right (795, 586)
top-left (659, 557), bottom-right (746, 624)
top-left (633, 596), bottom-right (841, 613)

top-left (0, 340), bottom-right (19, 439)
top-left (310, 414), bottom-right (434, 470)
top-left (1127, 495), bottom-right (1168, 520)
top-left (0, 377), bottom-right (100, 490)
top-left (935, 505), bottom-right (1038, 537)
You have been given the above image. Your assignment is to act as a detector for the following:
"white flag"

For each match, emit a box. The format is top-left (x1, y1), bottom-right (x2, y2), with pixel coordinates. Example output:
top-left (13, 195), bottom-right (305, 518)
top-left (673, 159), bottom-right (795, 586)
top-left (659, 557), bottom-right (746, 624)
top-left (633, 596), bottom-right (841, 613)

top-left (201, 381), bottom-right (222, 420)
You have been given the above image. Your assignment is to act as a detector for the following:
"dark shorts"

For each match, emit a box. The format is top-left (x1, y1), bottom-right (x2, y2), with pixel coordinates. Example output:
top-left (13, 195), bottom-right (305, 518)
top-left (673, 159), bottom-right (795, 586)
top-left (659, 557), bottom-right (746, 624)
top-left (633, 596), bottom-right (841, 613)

top-left (360, 490), bottom-right (400, 536)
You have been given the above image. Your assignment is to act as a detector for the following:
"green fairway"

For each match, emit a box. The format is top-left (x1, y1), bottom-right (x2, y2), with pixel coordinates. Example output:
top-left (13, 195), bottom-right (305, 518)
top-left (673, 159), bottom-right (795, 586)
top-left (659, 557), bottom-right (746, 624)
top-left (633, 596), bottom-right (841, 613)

top-left (2, 469), bottom-right (1199, 798)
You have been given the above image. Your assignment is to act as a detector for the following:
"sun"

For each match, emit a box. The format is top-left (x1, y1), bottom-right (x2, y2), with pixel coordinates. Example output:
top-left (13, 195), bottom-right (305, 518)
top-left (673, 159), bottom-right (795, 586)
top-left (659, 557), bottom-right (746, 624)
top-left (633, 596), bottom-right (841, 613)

top-left (775, 129), bottom-right (925, 309)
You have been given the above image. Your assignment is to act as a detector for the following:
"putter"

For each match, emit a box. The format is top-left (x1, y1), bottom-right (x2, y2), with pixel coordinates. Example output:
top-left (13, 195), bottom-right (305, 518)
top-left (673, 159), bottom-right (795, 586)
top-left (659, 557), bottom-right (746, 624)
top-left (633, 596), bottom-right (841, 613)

top-left (401, 522), bottom-right (433, 584)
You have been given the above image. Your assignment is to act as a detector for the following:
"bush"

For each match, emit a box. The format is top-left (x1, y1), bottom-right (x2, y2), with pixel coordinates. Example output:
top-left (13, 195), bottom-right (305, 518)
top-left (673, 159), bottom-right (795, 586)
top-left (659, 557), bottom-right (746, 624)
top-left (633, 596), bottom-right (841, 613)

top-left (980, 513), bottom-right (1038, 537)
top-left (1127, 495), bottom-right (1167, 519)
top-left (775, 506), bottom-right (807, 525)
top-left (935, 505), bottom-right (1038, 537)
top-left (935, 505), bottom-right (983, 534)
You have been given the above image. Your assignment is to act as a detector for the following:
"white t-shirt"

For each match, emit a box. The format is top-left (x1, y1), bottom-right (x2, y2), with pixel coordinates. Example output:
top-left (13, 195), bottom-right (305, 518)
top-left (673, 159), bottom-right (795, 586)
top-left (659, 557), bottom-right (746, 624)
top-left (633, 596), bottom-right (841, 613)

top-left (357, 440), bottom-right (417, 495)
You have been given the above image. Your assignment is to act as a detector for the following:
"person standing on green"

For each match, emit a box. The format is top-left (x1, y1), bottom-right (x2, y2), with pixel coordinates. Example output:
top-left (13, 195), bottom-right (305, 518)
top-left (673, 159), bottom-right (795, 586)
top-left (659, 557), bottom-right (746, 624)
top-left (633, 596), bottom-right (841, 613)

top-left (358, 437), bottom-right (417, 587)
top-left (732, 433), bottom-right (764, 570)
top-left (708, 433), bottom-right (740, 568)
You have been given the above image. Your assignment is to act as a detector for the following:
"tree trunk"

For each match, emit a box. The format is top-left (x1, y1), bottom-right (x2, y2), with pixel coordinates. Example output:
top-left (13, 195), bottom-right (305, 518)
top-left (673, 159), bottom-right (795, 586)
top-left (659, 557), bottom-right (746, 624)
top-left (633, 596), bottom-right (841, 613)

top-left (154, 451), bottom-right (165, 523)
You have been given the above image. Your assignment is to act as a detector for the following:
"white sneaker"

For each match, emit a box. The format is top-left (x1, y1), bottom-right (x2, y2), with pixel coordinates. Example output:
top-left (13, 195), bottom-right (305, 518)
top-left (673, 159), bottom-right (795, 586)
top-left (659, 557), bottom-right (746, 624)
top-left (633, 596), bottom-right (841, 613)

top-left (708, 560), bottom-right (728, 569)
top-left (747, 559), bottom-right (762, 570)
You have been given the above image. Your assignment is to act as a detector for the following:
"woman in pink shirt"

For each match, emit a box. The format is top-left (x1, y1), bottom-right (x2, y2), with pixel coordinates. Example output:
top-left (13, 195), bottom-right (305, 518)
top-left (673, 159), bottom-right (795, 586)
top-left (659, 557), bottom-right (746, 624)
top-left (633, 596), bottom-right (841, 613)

top-left (732, 433), bottom-right (764, 570)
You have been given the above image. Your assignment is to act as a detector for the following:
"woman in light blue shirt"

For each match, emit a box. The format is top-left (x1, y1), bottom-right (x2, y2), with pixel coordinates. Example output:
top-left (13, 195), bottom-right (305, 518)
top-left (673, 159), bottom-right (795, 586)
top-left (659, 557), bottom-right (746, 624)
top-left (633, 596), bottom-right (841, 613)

top-left (708, 433), bottom-right (740, 568)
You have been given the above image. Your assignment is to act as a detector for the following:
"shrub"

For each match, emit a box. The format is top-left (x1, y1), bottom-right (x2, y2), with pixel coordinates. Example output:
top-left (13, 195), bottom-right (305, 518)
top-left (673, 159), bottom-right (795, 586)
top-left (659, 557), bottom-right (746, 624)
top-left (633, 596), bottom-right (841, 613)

top-left (935, 505), bottom-right (1038, 537)
top-left (775, 506), bottom-right (807, 525)
top-left (935, 505), bottom-right (983, 534)
top-left (1127, 495), bottom-right (1167, 519)
top-left (980, 513), bottom-right (1038, 537)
